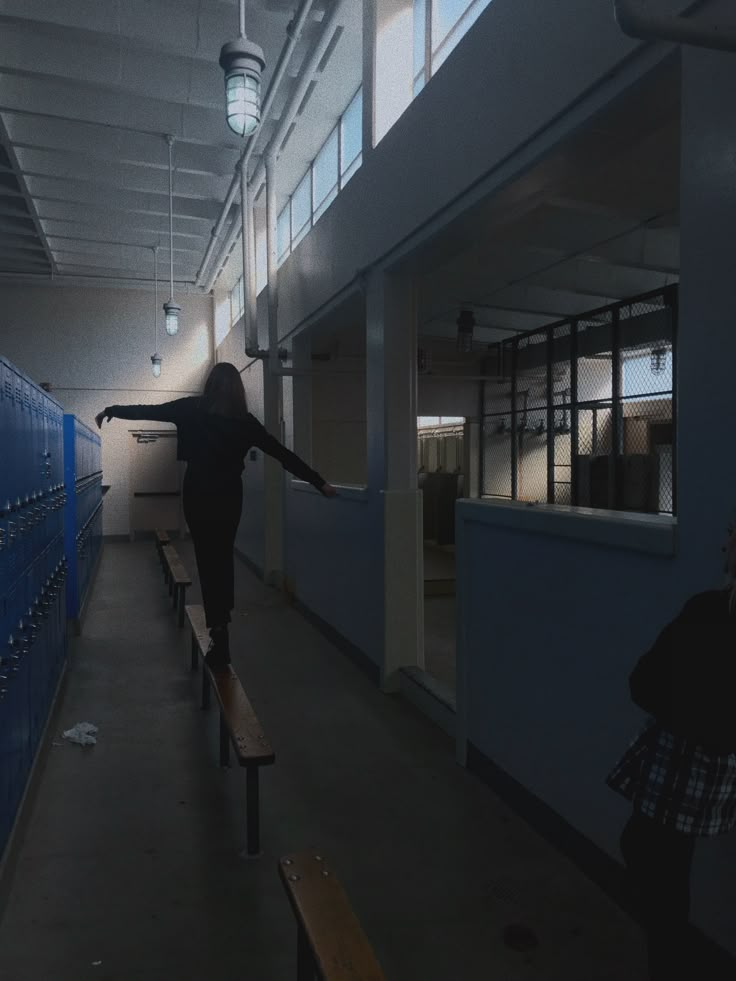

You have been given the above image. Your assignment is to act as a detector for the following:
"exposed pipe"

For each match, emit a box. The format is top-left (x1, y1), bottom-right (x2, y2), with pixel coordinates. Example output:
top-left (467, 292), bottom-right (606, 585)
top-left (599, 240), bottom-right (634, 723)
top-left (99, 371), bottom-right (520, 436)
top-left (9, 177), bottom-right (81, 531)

top-left (613, 0), bottom-right (736, 52)
top-left (195, 0), bottom-right (315, 288)
top-left (204, 0), bottom-right (347, 295)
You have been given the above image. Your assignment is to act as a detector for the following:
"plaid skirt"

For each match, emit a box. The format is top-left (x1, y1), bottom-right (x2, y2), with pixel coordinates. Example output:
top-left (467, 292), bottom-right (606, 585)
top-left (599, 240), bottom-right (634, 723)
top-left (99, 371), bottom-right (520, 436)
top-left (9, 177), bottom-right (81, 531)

top-left (606, 719), bottom-right (736, 836)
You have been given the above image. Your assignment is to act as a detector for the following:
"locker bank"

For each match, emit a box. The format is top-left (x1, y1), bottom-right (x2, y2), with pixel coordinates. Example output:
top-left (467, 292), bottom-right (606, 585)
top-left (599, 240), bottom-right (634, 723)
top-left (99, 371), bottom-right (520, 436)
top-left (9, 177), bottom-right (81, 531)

top-left (0, 356), bottom-right (101, 857)
top-left (0, 2), bottom-right (735, 979)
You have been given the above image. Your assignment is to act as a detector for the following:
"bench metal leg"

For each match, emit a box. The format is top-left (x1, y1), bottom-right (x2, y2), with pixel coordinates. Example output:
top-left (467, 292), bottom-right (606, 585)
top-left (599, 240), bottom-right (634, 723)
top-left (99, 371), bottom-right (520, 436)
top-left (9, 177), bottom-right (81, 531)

top-left (297, 924), bottom-right (317, 981)
top-left (190, 631), bottom-right (198, 672)
top-left (201, 669), bottom-right (210, 711)
top-left (219, 714), bottom-right (230, 767)
top-left (177, 586), bottom-right (186, 627)
top-left (246, 766), bottom-right (260, 856)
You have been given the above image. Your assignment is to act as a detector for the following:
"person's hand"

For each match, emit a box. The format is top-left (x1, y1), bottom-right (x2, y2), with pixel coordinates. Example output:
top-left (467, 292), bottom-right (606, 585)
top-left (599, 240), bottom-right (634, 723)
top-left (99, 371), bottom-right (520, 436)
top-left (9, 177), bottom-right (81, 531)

top-left (95, 410), bottom-right (110, 430)
top-left (320, 483), bottom-right (338, 498)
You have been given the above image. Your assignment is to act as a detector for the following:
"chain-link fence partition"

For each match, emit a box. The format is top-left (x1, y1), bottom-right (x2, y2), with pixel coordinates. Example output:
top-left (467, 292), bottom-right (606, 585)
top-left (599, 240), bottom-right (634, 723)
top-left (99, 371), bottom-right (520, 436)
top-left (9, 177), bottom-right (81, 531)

top-left (480, 286), bottom-right (676, 514)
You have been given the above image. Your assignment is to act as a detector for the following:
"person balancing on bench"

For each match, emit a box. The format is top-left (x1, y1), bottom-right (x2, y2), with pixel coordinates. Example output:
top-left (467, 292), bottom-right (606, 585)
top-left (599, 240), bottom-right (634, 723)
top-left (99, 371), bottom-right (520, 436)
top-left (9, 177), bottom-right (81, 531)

top-left (96, 362), bottom-right (336, 668)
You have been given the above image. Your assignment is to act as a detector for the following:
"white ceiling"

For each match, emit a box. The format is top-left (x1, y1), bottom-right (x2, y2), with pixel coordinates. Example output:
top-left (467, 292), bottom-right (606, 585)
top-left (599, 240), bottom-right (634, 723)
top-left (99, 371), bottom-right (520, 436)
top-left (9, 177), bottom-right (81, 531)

top-left (0, 0), bottom-right (361, 289)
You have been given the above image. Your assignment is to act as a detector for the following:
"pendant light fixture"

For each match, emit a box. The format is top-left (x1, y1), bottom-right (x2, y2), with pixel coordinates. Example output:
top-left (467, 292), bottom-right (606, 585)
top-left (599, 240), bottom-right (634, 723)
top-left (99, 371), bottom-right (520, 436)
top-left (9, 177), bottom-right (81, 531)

top-left (456, 308), bottom-right (476, 354)
top-left (650, 346), bottom-right (668, 375)
top-left (163, 135), bottom-right (180, 336)
top-left (219, 0), bottom-right (265, 137)
top-left (151, 246), bottom-right (162, 379)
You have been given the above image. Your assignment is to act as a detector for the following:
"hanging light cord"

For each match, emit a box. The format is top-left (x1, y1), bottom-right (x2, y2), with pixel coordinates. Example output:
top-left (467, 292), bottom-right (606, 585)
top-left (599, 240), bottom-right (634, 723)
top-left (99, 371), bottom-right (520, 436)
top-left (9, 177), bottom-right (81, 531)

top-left (153, 246), bottom-right (158, 349)
top-left (167, 136), bottom-right (174, 301)
top-left (239, 0), bottom-right (245, 38)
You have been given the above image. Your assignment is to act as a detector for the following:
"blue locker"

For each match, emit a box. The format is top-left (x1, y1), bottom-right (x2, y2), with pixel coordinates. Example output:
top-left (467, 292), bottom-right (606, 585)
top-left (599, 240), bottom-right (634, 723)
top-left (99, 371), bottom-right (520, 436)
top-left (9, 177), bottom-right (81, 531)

top-left (1, 356), bottom-right (69, 864)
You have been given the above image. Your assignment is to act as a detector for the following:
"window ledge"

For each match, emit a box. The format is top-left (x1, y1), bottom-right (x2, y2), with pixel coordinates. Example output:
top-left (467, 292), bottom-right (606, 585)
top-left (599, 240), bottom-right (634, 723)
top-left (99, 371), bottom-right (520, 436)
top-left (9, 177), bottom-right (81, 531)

top-left (457, 498), bottom-right (676, 556)
top-left (290, 480), bottom-right (369, 502)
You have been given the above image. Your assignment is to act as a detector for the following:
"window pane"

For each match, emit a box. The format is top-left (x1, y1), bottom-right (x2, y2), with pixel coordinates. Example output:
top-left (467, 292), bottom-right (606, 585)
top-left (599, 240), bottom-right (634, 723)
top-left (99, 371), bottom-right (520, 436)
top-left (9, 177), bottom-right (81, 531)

top-left (432, 0), bottom-right (492, 71)
top-left (341, 151), bottom-right (362, 188)
top-left (340, 87), bottom-right (362, 175)
top-left (413, 0), bottom-right (426, 80)
top-left (277, 204), bottom-right (290, 264)
top-left (291, 170), bottom-right (312, 244)
top-left (256, 227), bottom-right (267, 294)
top-left (313, 126), bottom-right (339, 212)
top-left (313, 185), bottom-right (338, 223)
top-left (418, 416), bottom-right (440, 428)
top-left (622, 351), bottom-right (673, 400)
top-left (237, 277), bottom-right (244, 316)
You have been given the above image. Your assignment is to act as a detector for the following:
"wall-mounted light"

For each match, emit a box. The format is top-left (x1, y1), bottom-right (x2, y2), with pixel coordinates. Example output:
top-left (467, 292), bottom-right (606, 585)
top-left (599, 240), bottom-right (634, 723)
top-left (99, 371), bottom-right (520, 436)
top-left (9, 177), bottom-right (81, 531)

top-left (151, 246), bottom-right (162, 379)
top-left (163, 135), bottom-right (180, 336)
top-left (219, 0), bottom-right (265, 137)
top-left (456, 308), bottom-right (475, 354)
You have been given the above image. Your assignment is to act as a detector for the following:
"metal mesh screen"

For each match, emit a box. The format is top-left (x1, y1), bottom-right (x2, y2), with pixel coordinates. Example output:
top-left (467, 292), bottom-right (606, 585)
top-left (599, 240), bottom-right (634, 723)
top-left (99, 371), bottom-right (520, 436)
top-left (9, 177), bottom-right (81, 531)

top-left (480, 287), bottom-right (676, 514)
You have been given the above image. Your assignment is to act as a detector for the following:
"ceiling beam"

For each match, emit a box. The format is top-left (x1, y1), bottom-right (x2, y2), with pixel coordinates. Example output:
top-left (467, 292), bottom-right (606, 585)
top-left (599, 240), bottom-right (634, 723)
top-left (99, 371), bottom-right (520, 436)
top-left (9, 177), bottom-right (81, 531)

top-left (0, 112), bottom-right (56, 274)
top-left (16, 150), bottom-right (230, 201)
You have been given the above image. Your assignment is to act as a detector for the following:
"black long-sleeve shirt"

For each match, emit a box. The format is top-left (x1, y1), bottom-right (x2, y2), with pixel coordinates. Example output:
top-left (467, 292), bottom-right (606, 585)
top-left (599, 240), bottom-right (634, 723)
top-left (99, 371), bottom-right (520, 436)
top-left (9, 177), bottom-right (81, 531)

top-left (629, 589), bottom-right (736, 754)
top-left (105, 397), bottom-right (327, 491)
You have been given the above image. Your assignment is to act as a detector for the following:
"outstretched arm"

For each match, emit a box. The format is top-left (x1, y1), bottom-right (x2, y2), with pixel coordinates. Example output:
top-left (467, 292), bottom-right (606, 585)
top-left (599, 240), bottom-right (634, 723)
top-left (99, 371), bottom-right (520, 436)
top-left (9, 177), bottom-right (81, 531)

top-left (96, 398), bottom-right (189, 429)
top-left (247, 416), bottom-right (335, 496)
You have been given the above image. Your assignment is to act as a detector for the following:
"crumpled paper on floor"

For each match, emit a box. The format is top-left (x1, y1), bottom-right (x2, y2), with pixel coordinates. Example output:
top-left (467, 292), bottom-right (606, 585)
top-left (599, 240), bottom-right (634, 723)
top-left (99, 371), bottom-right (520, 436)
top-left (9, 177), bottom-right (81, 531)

top-left (62, 722), bottom-right (98, 746)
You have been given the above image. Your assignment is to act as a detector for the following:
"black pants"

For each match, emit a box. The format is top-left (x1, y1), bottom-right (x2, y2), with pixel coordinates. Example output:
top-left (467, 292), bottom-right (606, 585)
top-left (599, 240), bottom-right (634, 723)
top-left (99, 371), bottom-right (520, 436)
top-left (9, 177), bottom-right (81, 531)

top-left (182, 469), bottom-right (242, 629)
top-left (620, 810), bottom-right (697, 980)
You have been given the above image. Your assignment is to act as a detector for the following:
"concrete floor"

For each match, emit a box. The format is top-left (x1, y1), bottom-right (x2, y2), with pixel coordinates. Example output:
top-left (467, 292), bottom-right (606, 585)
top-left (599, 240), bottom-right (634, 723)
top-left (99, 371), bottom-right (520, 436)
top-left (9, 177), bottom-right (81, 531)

top-left (0, 541), bottom-right (650, 981)
top-left (423, 595), bottom-right (457, 692)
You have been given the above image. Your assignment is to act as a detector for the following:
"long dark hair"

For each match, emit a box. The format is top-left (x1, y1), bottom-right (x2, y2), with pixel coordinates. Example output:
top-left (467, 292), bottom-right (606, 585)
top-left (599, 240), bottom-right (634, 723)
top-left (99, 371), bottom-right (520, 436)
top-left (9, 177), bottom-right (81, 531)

top-left (202, 362), bottom-right (248, 419)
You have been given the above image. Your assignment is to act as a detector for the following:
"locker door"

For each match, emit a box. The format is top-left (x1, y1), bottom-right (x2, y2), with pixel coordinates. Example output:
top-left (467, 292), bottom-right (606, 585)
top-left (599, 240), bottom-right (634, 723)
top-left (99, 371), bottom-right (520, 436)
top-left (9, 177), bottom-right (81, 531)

top-left (0, 364), bottom-right (9, 596)
top-left (1, 363), bottom-right (15, 508)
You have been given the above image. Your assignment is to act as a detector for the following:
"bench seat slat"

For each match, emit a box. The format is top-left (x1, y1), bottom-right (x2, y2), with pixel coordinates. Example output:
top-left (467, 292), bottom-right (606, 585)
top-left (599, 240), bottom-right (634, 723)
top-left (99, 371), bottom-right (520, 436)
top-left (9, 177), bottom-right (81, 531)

top-left (162, 544), bottom-right (192, 585)
top-left (214, 670), bottom-right (275, 766)
top-left (185, 604), bottom-right (275, 766)
top-left (280, 852), bottom-right (386, 981)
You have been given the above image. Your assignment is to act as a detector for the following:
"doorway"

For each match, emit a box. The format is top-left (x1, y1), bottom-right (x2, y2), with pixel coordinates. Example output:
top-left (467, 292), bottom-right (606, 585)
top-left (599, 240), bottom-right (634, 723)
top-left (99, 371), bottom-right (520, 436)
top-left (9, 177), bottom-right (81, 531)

top-left (418, 416), bottom-right (465, 693)
top-left (128, 431), bottom-right (186, 541)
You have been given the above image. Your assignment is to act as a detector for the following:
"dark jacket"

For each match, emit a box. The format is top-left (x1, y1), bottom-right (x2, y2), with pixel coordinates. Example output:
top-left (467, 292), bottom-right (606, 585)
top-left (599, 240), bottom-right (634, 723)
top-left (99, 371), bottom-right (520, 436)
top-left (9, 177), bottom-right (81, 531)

top-left (630, 589), bottom-right (736, 755)
top-left (105, 397), bottom-right (326, 490)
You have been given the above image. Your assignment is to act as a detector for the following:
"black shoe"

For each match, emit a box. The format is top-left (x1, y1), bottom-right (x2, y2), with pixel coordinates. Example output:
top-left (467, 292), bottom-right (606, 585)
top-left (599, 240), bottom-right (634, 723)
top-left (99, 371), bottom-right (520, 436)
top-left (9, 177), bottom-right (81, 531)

top-left (205, 626), bottom-right (230, 670)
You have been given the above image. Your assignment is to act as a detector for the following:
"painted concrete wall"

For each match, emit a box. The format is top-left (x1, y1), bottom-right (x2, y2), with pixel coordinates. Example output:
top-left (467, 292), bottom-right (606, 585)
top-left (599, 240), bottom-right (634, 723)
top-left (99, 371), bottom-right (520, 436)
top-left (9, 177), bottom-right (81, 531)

top-left (0, 284), bottom-right (213, 536)
top-left (418, 376), bottom-right (479, 418)
top-left (312, 362), bottom-right (368, 486)
top-left (455, 40), bottom-right (736, 957)
top-left (274, 0), bottom-right (693, 337)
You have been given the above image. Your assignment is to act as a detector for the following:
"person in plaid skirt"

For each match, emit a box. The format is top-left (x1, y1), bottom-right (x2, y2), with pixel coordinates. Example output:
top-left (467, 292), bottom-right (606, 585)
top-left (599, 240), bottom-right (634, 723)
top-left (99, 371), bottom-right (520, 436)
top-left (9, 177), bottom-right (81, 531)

top-left (606, 524), bottom-right (736, 979)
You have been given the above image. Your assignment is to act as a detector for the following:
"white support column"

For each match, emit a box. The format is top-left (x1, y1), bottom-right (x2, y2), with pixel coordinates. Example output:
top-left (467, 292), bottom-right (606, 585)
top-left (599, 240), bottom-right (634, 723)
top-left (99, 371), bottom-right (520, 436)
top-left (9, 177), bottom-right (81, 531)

top-left (362, 0), bottom-right (376, 156)
top-left (678, 48), bottom-right (736, 581)
top-left (263, 149), bottom-right (284, 585)
top-left (366, 268), bottom-right (424, 691)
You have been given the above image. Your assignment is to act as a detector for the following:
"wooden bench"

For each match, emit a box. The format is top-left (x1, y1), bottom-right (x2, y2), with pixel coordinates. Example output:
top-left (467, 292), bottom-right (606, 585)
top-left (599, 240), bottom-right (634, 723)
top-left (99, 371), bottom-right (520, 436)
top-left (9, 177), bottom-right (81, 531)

top-left (185, 603), bottom-right (275, 856)
top-left (161, 544), bottom-right (192, 627)
top-left (154, 529), bottom-right (170, 575)
top-left (279, 851), bottom-right (387, 980)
